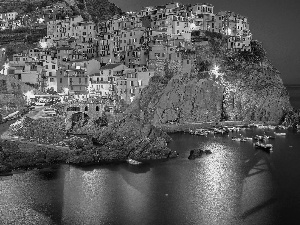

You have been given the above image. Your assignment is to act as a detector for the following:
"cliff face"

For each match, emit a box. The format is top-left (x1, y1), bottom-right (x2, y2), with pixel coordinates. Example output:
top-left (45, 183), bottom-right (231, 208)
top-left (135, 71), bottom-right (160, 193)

top-left (152, 77), bottom-right (223, 124)
top-left (221, 63), bottom-right (291, 122)
top-left (128, 35), bottom-right (292, 127)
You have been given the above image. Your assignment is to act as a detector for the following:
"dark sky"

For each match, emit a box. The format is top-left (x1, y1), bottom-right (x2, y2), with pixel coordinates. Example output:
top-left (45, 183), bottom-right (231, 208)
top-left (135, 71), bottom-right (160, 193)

top-left (110, 0), bottom-right (300, 84)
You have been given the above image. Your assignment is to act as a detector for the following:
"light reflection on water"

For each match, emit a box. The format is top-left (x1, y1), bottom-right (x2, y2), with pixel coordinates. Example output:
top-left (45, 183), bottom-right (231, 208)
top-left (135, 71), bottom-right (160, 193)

top-left (0, 129), bottom-right (300, 224)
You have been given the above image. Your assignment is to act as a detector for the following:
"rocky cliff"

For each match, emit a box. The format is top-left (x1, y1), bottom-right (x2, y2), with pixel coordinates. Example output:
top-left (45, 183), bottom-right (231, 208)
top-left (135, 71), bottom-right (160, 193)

top-left (128, 32), bottom-right (292, 128)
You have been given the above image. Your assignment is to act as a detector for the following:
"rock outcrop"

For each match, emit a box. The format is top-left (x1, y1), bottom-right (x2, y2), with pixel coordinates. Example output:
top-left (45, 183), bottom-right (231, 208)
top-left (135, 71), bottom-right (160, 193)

top-left (188, 149), bottom-right (212, 160)
top-left (152, 77), bottom-right (223, 124)
top-left (126, 35), bottom-right (292, 129)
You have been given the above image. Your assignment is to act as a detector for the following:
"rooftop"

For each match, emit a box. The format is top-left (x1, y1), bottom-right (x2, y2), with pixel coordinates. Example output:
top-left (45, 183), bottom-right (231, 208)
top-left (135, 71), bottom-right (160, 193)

top-left (100, 63), bottom-right (122, 70)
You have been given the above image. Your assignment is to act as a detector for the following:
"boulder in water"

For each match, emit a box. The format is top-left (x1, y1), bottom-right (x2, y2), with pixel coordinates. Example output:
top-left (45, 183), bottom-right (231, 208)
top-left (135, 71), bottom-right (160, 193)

top-left (188, 149), bottom-right (212, 160)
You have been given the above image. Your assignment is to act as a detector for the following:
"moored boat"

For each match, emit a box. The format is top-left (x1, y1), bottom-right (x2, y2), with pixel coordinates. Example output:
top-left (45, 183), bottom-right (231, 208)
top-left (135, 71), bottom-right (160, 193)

top-left (126, 158), bottom-right (142, 165)
top-left (254, 142), bottom-right (273, 151)
top-left (274, 132), bottom-right (286, 136)
top-left (232, 137), bottom-right (241, 141)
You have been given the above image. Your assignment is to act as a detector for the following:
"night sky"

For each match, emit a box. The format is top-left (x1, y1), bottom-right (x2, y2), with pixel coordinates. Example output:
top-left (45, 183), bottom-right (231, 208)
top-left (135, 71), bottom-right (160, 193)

top-left (110, 0), bottom-right (300, 84)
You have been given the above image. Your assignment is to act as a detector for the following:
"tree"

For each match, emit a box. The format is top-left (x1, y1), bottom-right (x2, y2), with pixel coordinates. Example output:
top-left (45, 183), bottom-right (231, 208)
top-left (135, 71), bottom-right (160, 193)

top-left (238, 40), bottom-right (266, 63)
top-left (46, 87), bottom-right (57, 95)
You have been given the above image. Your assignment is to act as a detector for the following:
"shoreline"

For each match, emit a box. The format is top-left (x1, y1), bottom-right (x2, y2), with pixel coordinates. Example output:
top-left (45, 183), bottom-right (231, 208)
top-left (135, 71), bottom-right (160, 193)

top-left (157, 120), bottom-right (280, 133)
top-left (0, 119), bottom-right (282, 175)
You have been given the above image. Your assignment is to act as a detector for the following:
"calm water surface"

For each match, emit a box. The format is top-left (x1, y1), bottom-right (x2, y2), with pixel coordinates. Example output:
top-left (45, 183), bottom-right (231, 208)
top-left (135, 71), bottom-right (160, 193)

top-left (286, 85), bottom-right (300, 109)
top-left (1, 87), bottom-right (300, 225)
top-left (1, 128), bottom-right (300, 225)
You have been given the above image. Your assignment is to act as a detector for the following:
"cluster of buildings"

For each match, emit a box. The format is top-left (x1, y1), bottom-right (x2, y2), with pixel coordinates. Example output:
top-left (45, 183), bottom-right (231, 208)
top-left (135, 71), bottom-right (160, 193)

top-left (1, 2), bottom-right (252, 104)
top-left (0, 1), bottom-right (74, 30)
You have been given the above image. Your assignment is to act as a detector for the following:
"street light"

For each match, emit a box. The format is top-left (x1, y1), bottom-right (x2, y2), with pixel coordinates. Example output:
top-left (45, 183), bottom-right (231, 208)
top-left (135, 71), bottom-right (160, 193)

top-left (210, 64), bottom-right (222, 79)
top-left (63, 87), bottom-right (69, 95)
top-left (2, 62), bottom-right (9, 75)
top-left (39, 41), bottom-right (47, 49)
top-left (3, 63), bottom-right (9, 70)
top-left (226, 28), bottom-right (232, 36)
top-left (24, 90), bottom-right (35, 105)
top-left (38, 18), bottom-right (44, 23)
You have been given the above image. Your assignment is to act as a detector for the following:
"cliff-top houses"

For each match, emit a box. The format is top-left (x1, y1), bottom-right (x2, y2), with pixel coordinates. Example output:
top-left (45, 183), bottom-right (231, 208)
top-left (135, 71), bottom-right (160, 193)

top-left (1, 2), bottom-right (252, 104)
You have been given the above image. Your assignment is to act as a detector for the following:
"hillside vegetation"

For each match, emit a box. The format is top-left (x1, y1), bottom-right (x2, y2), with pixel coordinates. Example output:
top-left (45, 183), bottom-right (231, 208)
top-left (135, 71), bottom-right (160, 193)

top-left (0, 0), bottom-right (122, 23)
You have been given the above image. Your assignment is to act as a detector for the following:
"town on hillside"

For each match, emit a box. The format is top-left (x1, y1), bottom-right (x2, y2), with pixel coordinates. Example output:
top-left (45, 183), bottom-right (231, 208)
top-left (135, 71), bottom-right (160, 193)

top-left (0, 1), bottom-right (252, 108)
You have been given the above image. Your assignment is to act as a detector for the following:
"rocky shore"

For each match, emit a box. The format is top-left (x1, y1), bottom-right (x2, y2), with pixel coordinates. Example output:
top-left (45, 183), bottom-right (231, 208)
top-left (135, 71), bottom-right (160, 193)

top-left (0, 110), bottom-right (177, 174)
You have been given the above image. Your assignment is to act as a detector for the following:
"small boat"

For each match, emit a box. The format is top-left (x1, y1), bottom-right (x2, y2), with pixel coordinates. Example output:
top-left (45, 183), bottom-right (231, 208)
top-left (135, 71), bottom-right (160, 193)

top-left (267, 135), bottom-right (276, 139)
top-left (127, 158), bottom-right (142, 165)
top-left (254, 142), bottom-right (273, 151)
top-left (274, 132), bottom-right (286, 136)
top-left (275, 125), bottom-right (287, 130)
top-left (243, 137), bottom-right (253, 141)
top-left (232, 137), bottom-right (241, 141)
top-left (213, 128), bottom-right (228, 135)
top-left (253, 135), bottom-right (268, 141)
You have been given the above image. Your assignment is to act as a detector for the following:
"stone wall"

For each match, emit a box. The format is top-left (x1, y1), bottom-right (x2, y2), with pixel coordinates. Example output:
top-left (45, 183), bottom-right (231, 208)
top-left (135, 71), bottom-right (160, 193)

top-left (65, 102), bottom-right (105, 120)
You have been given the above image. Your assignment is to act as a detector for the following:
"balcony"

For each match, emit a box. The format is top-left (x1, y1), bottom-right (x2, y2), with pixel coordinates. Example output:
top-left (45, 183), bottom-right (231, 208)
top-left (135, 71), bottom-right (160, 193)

top-left (91, 80), bottom-right (109, 84)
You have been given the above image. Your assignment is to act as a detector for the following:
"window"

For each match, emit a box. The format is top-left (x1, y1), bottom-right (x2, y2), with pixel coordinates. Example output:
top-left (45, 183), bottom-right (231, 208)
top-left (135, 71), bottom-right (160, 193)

top-left (85, 78), bottom-right (88, 84)
top-left (85, 106), bottom-right (88, 111)
top-left (96, 106), bottom-right (99, 111)
top-left (45, 65), bottom-right (48, 69)
top-left (79, 78), bottom-right (81, 83)
top-left (49, 72), bottom-right (52, 76)
top-left (52, 65), bottom-right (55, 69)
top-left (60, 78), bottom-right (62, 83)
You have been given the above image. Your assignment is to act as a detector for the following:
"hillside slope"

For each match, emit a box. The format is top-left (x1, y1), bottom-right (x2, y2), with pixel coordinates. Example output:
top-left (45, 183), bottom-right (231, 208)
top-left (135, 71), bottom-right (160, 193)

top-left (0, 0), bottom-right (122, 23)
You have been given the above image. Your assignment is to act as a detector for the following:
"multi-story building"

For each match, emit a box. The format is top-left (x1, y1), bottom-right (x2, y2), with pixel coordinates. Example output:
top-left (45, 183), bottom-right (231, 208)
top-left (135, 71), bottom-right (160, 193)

top-left (115, 68), bottom-right (154, 103)
top-left (56, 68), bottom-right (89, 95)
top-left (214, 11), bottom-right (252, 51)
top-left (0, 12), bottom-right (18, 21)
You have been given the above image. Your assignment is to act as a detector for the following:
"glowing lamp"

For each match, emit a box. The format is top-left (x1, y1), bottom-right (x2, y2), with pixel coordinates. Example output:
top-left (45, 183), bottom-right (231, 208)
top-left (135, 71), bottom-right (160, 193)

top-left (4, 62), bottom-right (9, 70)
top-left (210, 64), bottom-right (222, 79)
top-left (38, 18), bottom-right (45, 23)
top-left (213, 65), bottom-right (219, 73)
top-left (63, 87), bottom-right (69, 95)
top-left (190, 23), bottom-right (196, 30)
top-left (24, 90), bottom-right (35, 103)
top-left (39, 41), bottom-right (47, 49)
top-left (227, 28), bottom-right (232, 35)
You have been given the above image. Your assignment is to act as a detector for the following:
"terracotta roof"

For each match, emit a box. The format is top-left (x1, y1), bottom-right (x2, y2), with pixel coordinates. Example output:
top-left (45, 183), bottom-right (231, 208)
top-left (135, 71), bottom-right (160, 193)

top-left (100, 63), bottom-right (122, 70)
